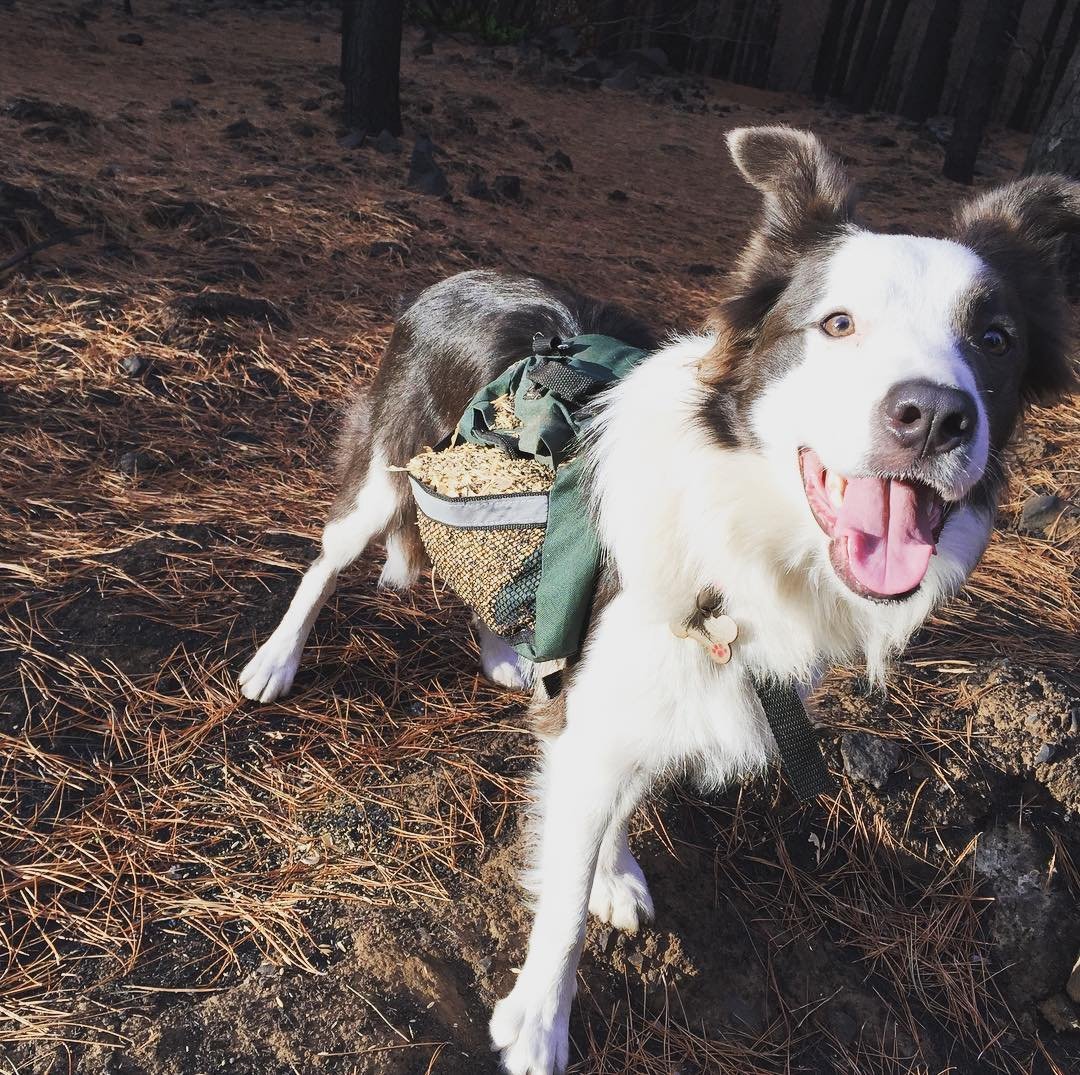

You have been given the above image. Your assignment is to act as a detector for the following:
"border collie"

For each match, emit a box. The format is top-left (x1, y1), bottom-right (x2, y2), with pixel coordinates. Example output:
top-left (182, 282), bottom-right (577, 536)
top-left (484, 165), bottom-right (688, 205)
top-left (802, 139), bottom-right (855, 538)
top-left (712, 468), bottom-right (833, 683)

top-left (239, 127), bottom-right (1076, 1074)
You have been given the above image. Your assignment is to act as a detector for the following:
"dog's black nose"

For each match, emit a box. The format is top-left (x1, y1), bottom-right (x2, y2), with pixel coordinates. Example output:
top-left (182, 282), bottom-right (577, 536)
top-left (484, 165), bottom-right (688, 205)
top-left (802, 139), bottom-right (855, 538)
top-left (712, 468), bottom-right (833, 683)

top-left (881, 380), bottom-right (977, 457)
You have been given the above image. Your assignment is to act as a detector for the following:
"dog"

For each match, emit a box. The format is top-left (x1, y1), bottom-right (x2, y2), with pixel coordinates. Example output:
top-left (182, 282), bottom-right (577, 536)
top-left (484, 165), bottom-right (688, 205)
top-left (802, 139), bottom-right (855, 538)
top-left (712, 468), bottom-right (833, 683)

top-left (239, 127), bottom-right (1077, 1074)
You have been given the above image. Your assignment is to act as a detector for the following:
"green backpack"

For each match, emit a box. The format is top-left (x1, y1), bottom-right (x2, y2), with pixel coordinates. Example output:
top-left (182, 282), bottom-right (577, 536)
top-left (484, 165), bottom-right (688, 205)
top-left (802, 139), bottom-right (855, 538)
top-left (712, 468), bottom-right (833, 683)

top-left (407, 333), bottom-right (648, 664)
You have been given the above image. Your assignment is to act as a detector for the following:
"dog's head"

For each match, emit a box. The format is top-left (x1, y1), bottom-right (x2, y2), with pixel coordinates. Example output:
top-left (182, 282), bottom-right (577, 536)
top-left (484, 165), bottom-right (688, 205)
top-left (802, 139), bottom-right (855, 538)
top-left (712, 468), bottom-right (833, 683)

top-left (702, 125), bottom-right (1077, 603)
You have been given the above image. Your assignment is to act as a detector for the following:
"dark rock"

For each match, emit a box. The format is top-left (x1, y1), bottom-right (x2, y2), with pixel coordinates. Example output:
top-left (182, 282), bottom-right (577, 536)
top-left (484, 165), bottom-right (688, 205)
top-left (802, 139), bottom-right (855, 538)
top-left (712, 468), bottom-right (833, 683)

top-left (21, 124), bottom-right (69, 143)
top-left (924, 116), bottom-right (952, 145)
top-left (300, 98), bottom-right (321, 112)
top-left (603, 67), bottom-right (639, 92)
top-left (373, 129), bottom-right (402, 154)
top-left (4, 96), bottom-right (94, 127)
top-left (337, 129), bottom-right (365, 149)
top-left (413, 40), bottom-right (434, 58)
top-left (867, 133), bottom-right (898, 148)
top-left (292, 121), bottom-right (317, 139)
top-left (171, 292), bottom-right (289, 328)
top-left (615, 46), bottom-right (669, 74)
top-left (571, 59), bottom-right (610, 81)
top-left (407, 136), bottom-right (449, 197)
top-left (191, 71), bottom-right (213, 85)
top-left (608, 189), bottom-right (628, 202)
top-left (117, 32), bottom-right (144, 45)
top-left (465, 173), bottom-right (492, 200)
top-left (169, 97), bottom-right (197, 112)
top-left (546, 25), bottom-right (580, 57)
top-left (119, 354), bottom-right (150, 377)
top-left (367, 240), bottom-right (408, 259)
top-left (840, 731), bottom-right (902, 790)
top-left (118, 451), bottom-right (152, 475)
top-left (493, 174), bottom-right (522, 201)
top-left (1020, 493), bottom-right (1066, 534)
top-left (548, 149), bottom-right (573, 171)
top-left (224, 118), bottom-right (258, 140)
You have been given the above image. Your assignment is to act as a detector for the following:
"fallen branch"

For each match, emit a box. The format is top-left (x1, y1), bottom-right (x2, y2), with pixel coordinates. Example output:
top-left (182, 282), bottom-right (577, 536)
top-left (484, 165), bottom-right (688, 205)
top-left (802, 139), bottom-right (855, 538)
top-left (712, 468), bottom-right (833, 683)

top-left (0, 228), bottom-right (92, 276)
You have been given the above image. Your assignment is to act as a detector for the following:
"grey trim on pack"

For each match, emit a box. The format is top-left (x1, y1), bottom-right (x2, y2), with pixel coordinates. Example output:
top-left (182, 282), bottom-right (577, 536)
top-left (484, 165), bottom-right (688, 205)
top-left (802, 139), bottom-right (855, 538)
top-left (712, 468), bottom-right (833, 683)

top-left (409, 476), bottom-right (549, 528)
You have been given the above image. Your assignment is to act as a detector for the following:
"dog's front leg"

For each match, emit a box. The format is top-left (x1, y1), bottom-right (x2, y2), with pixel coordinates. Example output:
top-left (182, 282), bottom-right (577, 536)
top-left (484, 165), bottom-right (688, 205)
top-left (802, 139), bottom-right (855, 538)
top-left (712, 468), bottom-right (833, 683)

top-left (490, 727), bottom-right (645, 1075)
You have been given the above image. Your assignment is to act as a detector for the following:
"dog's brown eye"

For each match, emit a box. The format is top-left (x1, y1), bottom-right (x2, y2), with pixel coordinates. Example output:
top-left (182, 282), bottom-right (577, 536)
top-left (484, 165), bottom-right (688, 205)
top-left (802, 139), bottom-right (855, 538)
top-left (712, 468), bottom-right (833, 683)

top-left (821, 313), bottom-right (855, 337)
top-left (981, 326), bottom-right (1010, 354)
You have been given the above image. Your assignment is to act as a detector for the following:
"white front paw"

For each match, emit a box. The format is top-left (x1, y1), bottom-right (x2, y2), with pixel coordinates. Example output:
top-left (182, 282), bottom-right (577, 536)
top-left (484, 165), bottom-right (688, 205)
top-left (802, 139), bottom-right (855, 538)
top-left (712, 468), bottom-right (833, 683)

top-left (490, 981), bottom-right (569, 1075)
top-left (238, 634), bottom-right (301, 702)
top-left (588, 858), bottom-right (653, 933)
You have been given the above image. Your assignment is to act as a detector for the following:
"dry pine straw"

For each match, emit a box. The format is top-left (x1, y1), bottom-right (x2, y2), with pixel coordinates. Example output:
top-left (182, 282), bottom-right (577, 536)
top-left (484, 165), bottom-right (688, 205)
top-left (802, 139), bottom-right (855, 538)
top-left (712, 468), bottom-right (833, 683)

top-left (0, 3), bottom-right (1078, 1072)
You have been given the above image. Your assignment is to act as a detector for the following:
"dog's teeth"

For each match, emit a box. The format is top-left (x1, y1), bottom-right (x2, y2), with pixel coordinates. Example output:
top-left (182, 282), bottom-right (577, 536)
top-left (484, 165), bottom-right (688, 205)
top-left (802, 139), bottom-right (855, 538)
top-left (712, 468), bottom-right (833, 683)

top-left (825, 471), bottom-right (847, 508)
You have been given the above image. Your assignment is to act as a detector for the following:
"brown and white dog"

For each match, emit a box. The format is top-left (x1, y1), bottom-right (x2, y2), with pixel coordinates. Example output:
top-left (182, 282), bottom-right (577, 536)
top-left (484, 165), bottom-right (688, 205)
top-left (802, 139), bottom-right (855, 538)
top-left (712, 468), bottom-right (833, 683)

top-left (239, 127), bottom-right (1076, 1074)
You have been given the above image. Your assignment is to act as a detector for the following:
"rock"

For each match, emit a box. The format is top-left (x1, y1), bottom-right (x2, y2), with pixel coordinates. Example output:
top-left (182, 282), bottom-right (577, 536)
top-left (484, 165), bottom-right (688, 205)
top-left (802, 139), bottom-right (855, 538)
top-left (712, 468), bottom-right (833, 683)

top-left (292, 121), bottom-right (317, 139)
top-left (493, 174), bottom-right (522, 201)
top-left (191, 71), bottom-right (213, 85)
top-left (867, 134), bottom-right (898, 148)
top-left (407, 136), bottom-right (449, 197)
top-left (571, 59), bottom-right (610, 81)
top-left (616, 46), bottom-right (669, 74)
top-left (4, 96), bottom-right (94, 127)
top-left (548, 149), bottom-right (573, 171)
top-left (1034, 742), bottom-right (1059, 765)
top-left (300, 97), bottom-right (321, 111)
top-left (21, 124), bottom-right (69, 143)
top-left (413, 40), bottom-right (434, 58)
top-left (367, 240), bottom-right (408, 259)
top-left (372, 129), bottom-right (401, 154)
top-left (118, 451), bottom-right (152, 476)
top-left (1020, 492), bottom-right (1066, 534)
top-left (119, 354), bottom-right (150, 377)
top-left (608, 189), bottom-right (628, 202)
top-left (1039, 993), bottom-right (1080, 1032)
top-left (169, 97), bottom-right (196, 112)
top-left (117, 32), bottom-right (144, 45)
top-left (603, 67), bottom-right (639, 92)
top-left (840, 731), bottom-right (902, 789)
top-left (337, 129), bottom-right (365, 149)
top-left (1069, 951), bottom-right (1080, 1003)
top-left (223, 118), bottom-right (258, 139)
top-left (546, 25), bottom-right (580, 57)
top-left (465, 173), bottom-right (492, 200)
top-left (923, 116), bottom-right (952, 145)
top-left (976, 824), bottom-right (1076, 1008)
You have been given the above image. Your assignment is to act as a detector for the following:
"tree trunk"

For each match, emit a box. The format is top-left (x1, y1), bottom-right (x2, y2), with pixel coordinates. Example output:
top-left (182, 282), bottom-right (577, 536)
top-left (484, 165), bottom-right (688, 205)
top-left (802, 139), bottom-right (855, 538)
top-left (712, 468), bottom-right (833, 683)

top-left (1032, 0), bottom-right (1080, 130)
top-left (340, 0), bottom-right (404, 136)
top-left (849, 0), bottom-right (910, 111)
top-left (829, 0), bottom-right (868, 96)
top-left (843, 0), bottom-right (888, 103)
top-left (812, 0), bottom-right (850, 96)
top-left (1009, 0), bottom-right (1068, 130)
top-left (943, 0), bottom-right (1024, 184)
top-left (897, 0), bottom-right (962, 122)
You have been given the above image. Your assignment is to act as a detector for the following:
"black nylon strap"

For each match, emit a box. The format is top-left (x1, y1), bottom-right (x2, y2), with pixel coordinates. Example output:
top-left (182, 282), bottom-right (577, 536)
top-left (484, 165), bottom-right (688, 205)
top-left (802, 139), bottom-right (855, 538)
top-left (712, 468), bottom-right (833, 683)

top-left (751, 677), bottom-right (834, 802)
top-left (528, 359), bottom-right (602, 403)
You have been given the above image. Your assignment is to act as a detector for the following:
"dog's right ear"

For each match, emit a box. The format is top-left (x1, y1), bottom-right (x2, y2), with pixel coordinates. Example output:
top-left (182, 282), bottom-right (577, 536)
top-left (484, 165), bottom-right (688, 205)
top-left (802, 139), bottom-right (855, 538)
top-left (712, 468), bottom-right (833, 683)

top-left (725, 126), bottom-right (857, 285)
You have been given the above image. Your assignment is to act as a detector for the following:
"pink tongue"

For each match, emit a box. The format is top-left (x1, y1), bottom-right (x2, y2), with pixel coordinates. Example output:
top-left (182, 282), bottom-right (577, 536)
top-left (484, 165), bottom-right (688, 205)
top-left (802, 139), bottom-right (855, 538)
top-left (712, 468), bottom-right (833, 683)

top-left (835, 477), bottom-right (936, 596)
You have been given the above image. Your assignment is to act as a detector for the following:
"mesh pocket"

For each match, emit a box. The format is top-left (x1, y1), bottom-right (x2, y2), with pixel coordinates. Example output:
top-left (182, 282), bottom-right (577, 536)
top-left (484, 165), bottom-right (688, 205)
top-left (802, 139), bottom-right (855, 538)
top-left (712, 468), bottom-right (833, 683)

top-left (415, 510), bottom-right (545, 643)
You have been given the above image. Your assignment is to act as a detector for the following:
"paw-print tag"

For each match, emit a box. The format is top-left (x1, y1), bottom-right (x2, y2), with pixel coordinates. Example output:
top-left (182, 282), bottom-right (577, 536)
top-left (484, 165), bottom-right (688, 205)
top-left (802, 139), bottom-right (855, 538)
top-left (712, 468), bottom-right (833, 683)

top-left (671, 589), bottom-right (738, 665)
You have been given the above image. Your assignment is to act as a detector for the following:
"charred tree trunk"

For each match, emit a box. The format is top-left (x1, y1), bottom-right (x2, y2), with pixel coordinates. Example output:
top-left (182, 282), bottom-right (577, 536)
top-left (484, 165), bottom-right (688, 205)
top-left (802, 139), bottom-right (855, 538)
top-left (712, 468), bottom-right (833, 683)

top-left (844, 0), bottom-right (887, 104)
top-left (1025, 41), bottom-right (1080, 287)
top-left (1010, 0), bottom-right (1068, 130)
top-left (849, 0), bottom-right (909, 111)
top-left (1033, 0), bottom-right (1080, 130)
top-left (943, 0), bottom-right (1024, 184)
top-left (812, 0), bottom-right (851, 96)
top-left (829, 0), bottom-right (868, 96)
top-left (340, 0), bottom-right (404, 136)
top-left (897, 0), bottom-right (962, 122)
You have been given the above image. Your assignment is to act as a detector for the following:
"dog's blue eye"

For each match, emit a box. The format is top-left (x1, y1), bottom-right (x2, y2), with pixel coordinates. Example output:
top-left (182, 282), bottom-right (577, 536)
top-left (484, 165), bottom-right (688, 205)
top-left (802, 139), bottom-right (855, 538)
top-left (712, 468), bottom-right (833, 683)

top-left (821, 313), bottom-right (854, 337)
top-left (982, 326), bottom-right (1010, 354)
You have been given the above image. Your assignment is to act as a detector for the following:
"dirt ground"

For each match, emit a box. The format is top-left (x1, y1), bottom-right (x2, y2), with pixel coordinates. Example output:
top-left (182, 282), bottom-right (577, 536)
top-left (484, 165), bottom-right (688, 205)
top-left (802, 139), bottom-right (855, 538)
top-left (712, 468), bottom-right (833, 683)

top-left (2, 2), bottom-right (1079, 1074)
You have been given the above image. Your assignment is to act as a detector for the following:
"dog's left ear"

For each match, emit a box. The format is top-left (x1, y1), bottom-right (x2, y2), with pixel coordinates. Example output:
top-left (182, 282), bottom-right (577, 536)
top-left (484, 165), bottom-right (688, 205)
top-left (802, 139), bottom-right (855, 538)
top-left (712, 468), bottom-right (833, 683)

top-left (953, 175), bottom-right (1080, 404)
top-left (725, 126), bottom-right (857, 285)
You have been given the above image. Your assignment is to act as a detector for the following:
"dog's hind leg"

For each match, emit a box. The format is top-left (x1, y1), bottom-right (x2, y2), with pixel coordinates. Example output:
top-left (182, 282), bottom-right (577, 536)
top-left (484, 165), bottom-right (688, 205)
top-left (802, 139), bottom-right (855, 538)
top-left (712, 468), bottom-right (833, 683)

top-left (239, 448), bottom-right (403, 703)
top-left (588, 817), bottom-right (653, 932)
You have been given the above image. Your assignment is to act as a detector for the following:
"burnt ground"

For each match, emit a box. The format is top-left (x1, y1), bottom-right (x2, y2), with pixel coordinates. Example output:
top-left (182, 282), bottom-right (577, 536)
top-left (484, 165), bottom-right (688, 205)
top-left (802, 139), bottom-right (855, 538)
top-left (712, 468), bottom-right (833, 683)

top-left (1, 2), bottom-right (1079, 1074)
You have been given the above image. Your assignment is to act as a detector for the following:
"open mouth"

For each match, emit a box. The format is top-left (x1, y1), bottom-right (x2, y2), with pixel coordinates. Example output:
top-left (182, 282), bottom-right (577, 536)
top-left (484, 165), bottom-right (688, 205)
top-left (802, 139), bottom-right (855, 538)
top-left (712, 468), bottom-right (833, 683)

top-left (799, 448), bottom-right (946, 601)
